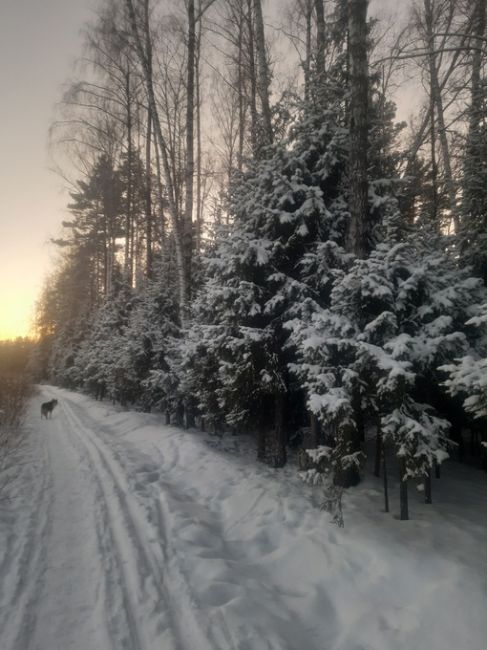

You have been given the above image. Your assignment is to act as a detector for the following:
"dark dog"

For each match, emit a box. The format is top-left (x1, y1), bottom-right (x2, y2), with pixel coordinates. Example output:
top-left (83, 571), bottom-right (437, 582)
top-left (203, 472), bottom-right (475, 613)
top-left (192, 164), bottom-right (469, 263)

top-left (41, 399), bottom-right (58, 419)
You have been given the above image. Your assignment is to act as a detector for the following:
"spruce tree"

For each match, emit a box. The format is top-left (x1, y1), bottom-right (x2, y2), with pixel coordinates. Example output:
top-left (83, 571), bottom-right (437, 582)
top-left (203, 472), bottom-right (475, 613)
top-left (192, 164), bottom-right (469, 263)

top-left (183, 88), bottom-right (350, 466)
top-left (289, 204), bottom-right (486, 514)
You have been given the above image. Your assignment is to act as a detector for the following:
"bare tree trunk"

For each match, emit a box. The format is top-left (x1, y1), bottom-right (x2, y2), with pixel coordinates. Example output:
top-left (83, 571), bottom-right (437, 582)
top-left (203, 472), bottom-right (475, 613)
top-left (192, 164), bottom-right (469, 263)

top-left (124, 65), bottom-right (133, 285)
top-left (468, 0), bottom-right (486, 153)
top-left (154, 135), bottom-right (166, 251)
top-left (266, 392), bottom-right (286, 467)
top-left (253, 0), bottom-right (273, 147)
top-left (102, 201), bottom-right (109, 297)
top-left (246, 0), bottom-right (259, 155)
top-left (346, 0), bottom-right (369, 258)
top-left (146, 110), bottom-right (153, 279)
top-left (314, 0), bottom-right (326, 72)
top-left (195, 5), bottom-right (203, 252)
top-left (382, 443), bottom-right (389, 513)
top-left (374, 423), bottom-right (382, 478)
top-left (429, 70), bottom-right (439, 227)
top-left (184, 405), bottom-right (195, 429)
top-left (462, 0), bottom-right (486, 225)
top-left (237, 1), bottom-right (245, 171)
top-left (257, 424), bottom-right (266, 461)
top-left (399, 458), bottom-right (409, 521)
top-left (304, 0), bottom-right (312, 101)
top-left (424, 466), bottom-right (432, 503)
top-left (309, 412), bottom-right (319, 448)
top-left (145, 13), bottom-right (153, 280)
top-left (424, 0), bottom-right (457, 230)
top-left (184, 0), bottom-right (196, 302)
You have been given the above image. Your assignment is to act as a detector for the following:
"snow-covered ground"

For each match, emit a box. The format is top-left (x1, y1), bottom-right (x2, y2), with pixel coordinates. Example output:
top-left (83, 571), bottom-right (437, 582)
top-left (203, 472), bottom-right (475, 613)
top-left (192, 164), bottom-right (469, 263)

top-left (0, 386), bottom-right (486, 650)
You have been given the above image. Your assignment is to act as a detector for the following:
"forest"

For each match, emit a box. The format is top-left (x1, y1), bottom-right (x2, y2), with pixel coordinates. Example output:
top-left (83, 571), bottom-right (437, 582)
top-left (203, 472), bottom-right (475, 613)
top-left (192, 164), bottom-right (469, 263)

top-left (32, 0), bottom-right (487, 521)
top-left (0, 338), bottom-right (34, 473)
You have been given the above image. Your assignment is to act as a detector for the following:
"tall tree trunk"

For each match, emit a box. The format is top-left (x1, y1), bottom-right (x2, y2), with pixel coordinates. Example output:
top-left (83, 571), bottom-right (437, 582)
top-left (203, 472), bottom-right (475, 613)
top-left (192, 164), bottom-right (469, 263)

top-left (184, 0), bottom-right (196, 302)
top-left (346, 0), bottom-right (369, 258)
top-left (424, 466), bottom-right (432, 504)
top-left (314, 0), bottom-right (326, 73)
top-left (102, 202), bottom-right (109, 297)
top-left (424, 0), bottom-right (457, 231)
top-left (374, 423), bottom-right (382, 478)
top-left (304, 0), bottom-right (312, 101)
top-left (468, 0), bottom-right (486, 156)
top-left (429, 72), bottom-right (439, 227)
top-left (309, 412), bottom-right (319, 448)
top-left (382, 443), bottom-right (389, 513)
top-left (335, 419), bottom-right (361, 488)
top-left (145, 14), bottom-right (153, 280)
top-left (267, 392), bottom-right (287, 467)
top-left (195, 5), bottom-right (203, 252)
top-left (399, 458), bottom-right (409, 521)
top-left (154, 134), bottom-right (166, 251)
top-left (462, 0), bottom-right (486, 228)
top-left (146, 110), bottom-right (153, 279)
top-left (253, 0), bottom-right (273, 147)
top-left (237, 1), bottom-right (245, 171)
top-left (125, 65), bottom-right (133, 285)
top-left (257, 424), bottom-right (266, 462)
top-left (246, 0), bottom-right (259, 155)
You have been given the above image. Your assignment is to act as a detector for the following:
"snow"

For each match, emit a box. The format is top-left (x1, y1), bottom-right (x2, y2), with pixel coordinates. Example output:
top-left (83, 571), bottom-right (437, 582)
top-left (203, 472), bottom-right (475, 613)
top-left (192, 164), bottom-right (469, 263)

top-left (305, 445), bottom-right (333, 464)
top-left (1, 386), bottom-right (487, 650)
top-left (308, 390), bottom-right (350, 416)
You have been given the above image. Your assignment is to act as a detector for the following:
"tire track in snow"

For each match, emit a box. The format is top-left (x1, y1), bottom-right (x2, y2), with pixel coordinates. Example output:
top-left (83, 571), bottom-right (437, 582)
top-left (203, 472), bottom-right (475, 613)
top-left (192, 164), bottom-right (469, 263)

top-left (152, 491), bottom-right (240, 649)
top-left (58, 400), bottom-right (168, 650)
top-left (0, 425), bottom-right (52, 650)
top-left (61, 402), bottom-right (239, 649)
top-left (59, 395), bottom-right (213, 650)
top-left (52, 392), bottom-right (312, 649)
top-left (50, 403), bottom-right (131, 650)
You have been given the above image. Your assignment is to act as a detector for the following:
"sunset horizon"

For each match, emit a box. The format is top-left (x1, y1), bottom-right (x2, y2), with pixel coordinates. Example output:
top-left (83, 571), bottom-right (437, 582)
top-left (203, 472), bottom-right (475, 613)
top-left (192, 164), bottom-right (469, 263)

top-left (0, 0), bottom-right (93, 345)
top-left (0, 289), bottom-right (37, 341)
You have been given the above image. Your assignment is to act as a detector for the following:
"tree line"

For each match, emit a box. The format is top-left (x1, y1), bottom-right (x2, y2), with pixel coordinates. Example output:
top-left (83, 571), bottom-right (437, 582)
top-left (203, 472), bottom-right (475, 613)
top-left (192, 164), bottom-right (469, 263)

top-left (0, 339), bottom-right (34, 474)
top-left (34, 0), bottom-right (487, 520)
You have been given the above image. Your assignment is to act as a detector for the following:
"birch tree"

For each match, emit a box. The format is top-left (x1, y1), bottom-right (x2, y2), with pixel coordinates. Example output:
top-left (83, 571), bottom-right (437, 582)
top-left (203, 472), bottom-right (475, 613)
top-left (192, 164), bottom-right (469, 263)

top-left (253, 0), bottom-right (273, 148)
top-left (124, 0), bottom-right (188, 317)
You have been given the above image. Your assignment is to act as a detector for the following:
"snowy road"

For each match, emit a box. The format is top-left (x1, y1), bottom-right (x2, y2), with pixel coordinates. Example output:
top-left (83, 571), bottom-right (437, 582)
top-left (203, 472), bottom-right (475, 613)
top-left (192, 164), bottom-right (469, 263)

top-left (0, 387), bottom-right (203, 650)
top-left (1, 386), bottom-right (487, 650)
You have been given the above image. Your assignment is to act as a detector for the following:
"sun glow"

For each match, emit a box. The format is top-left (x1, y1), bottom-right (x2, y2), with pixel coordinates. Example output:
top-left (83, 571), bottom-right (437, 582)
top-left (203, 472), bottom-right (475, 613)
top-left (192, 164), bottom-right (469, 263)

top-left (0, 290), bottom-right (35, 341)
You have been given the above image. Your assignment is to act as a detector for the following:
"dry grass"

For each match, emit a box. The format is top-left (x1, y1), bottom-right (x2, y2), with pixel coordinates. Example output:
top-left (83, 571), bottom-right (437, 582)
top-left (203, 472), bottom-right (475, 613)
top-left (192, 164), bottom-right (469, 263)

top-left (0, 374), bottom-right (33, 451)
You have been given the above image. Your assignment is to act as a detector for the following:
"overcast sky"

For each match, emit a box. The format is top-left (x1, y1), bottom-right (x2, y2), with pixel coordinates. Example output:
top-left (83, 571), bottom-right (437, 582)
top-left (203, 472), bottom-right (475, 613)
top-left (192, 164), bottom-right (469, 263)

top-left (0, 0), bottom-right (410, 340)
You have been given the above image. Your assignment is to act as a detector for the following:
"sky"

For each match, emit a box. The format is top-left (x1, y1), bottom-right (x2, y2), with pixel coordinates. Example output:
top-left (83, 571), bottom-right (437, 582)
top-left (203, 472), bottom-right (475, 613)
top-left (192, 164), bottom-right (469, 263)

top-left (0, 0), bottom-right (95, 339)
top-left (0, 0), bottom-right (408, 341)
